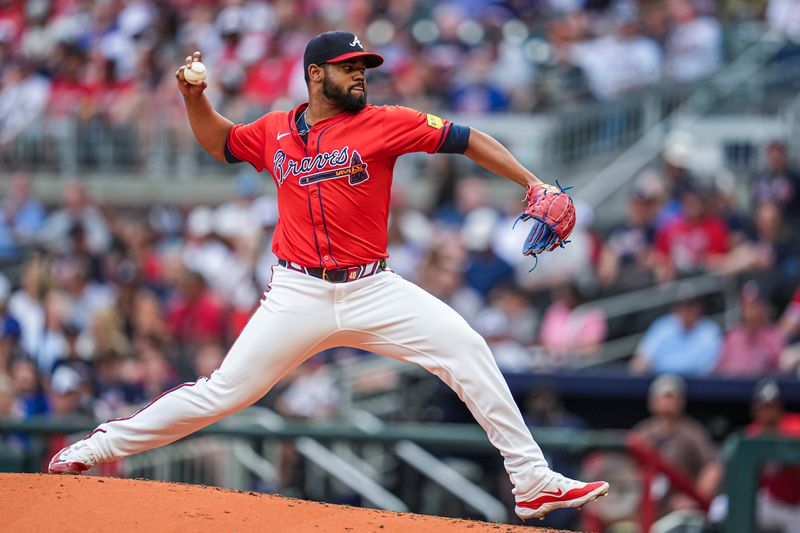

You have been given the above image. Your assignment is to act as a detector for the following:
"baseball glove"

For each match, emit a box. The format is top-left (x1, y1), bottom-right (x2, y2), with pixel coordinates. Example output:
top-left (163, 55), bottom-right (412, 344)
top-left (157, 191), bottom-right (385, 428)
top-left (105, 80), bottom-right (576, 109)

top-left (514, 181), bottom-right (576, 265)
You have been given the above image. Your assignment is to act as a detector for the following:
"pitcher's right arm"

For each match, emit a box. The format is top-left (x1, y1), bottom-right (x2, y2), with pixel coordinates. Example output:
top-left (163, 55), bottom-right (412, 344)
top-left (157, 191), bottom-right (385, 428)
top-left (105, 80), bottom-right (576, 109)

top-left (175, 51), bottom-right (233, 162)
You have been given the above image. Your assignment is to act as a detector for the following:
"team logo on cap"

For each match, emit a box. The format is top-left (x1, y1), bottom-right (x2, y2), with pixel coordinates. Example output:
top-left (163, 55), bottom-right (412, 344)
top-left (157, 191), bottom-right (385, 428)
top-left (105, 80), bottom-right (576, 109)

top-left (349, 35), bottom-right (362, 48)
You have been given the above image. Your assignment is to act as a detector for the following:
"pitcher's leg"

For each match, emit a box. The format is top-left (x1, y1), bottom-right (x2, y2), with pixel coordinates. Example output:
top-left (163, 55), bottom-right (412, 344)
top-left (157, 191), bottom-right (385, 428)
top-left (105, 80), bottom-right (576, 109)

top-left (341, 273), bottom-right (549, 496)
top-left (76, 269), bottom-right (339, 464)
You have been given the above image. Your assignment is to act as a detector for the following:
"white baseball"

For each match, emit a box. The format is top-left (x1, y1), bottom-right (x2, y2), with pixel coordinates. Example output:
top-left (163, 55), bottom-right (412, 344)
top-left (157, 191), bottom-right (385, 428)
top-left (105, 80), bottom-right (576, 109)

top-left (183, 61), bottom-right (207, 85)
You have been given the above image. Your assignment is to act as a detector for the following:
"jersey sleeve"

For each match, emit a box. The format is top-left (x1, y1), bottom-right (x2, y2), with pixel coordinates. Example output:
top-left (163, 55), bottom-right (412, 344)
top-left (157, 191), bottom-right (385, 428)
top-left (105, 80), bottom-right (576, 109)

top-left (226, 114), bottom-right (272, 172)
top-left (381, 106), bottom-right (458, 157)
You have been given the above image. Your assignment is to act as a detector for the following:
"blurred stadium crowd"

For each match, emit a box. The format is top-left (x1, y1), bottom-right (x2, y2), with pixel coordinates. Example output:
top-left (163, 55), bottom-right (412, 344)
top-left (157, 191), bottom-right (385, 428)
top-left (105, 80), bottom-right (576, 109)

top-left (0, 135), bottom-right (799, 420)
top-left (0, 0), bottom-right (796, 145)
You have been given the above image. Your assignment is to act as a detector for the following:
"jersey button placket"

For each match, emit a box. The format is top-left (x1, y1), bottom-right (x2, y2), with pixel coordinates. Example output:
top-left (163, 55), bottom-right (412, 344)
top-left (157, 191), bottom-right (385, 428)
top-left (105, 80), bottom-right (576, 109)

top-left (308, 131), bottom-right (333, 268)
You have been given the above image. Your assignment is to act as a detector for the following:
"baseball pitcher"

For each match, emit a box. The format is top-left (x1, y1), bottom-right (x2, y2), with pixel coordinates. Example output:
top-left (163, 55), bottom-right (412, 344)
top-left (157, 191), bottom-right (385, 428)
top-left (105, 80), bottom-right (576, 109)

top-left (49, 32), bottom-right (607, 521)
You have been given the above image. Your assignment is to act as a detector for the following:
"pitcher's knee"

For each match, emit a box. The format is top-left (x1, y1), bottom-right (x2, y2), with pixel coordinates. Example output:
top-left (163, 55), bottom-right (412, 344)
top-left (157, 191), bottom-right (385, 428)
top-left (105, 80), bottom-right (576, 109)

top-left (199, 373), bottom-right (254, 416)
top-left (450, 327), bottom-right (492, 357)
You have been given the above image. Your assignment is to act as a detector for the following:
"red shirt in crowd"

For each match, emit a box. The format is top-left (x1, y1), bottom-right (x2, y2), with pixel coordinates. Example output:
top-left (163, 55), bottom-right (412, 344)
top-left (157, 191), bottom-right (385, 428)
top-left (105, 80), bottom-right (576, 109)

top-left (785, 287), bottom-right (800, 325)
top-left (654, 216), bottom-right (730, 272)
top-left (47, 78), bottom-right (89, 118)
top-left (746, 414), bottom-right (800, 505)
top-left (226, 102), bottom-right (456, 268)
top-left (166, 291), bottom-right (224, 344)
top-left (242, 56), bottom-right (297, 108)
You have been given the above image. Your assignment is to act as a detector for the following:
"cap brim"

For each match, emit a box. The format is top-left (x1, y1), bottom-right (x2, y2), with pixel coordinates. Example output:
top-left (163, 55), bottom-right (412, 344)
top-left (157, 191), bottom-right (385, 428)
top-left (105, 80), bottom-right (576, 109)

top-left (326, 51), bottom-right (384, 68)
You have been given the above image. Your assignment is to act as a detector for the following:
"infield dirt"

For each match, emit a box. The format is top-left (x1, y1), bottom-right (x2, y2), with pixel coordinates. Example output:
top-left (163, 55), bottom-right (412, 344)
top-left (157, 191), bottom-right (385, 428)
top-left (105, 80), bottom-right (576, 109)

top-left (0, 473), bottom-right (570, 532)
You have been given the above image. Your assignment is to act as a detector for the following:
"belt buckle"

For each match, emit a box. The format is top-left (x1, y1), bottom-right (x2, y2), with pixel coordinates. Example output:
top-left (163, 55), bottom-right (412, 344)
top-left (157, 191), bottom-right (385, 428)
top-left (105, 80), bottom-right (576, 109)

top-left (322, 268), bottom-right (328, 281)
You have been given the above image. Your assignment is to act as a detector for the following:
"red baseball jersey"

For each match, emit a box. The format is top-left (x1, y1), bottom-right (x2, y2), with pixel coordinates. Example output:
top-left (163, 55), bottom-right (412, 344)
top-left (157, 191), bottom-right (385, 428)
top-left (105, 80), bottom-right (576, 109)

top-left (226, 102), bottom-right (458, 268)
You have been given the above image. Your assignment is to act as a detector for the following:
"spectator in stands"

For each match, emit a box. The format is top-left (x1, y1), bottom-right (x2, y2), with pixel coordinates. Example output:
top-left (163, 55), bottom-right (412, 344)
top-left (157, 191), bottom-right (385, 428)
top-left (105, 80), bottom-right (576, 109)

top-left (276, 355), bottom-right (338, 420)
top-left (8, 257), bottom-right (47, 357)
top-left (50, 321), bottom-right (93, 378)
top-left (40, 180), bottom-right (111, 255)
top-left (47, 363), bottom-right (91, 418)
top-left (181, 205), bottom-right (240, 299)
top-left (0, 60), bottom-right (50, 145)
top-left (474, 307), bottom-right (532, 372)
top-left (10, 357), bottom-right (47, 418)
top-left (130, 288), bottom-right (168, 344)
top-left (720, 202), bottom-right (800, 296)
top-left (779, 285), bottom-right (800, 375)
top-left (0, 373), bottom-right (24, 450)
top-left (752, 141), bottom-right (800, 222)
top-left (0, 173), bottom-right (45, 258)
top-left (540, 282), bottom-right (607, 361)
top-left (386, 191), bottom-right (431, 281)
top-left (56, 255), bottom-right (114, 332)
top-left (745, 379), bottom-right (800, 531)
top-left (461, 208), bottom-right (514, 297)
top-left (715, 282), bottom-right (785, 376)
top-left (630, 288), bottom-right (722, 375)
top-left (91, 310), bottom-right (127, 364)
top-left (134, 334), bottom-right (180, 398)
top-left (657, 133), bottom-right (698, 229)
top-left (664, 0), bottom-right (722, 81)
top-left (449, 46), bottom-right (511, 112)
top-left (166, 268), bottom-right (224, 350)
top-left (0, 276), bottom-right (24, 373)
top-left (434, 176), bottom-right (490, 228)
top-left (569, 4), bottom-right (662, 102)
top-left (767, 0), bottom-right (800, 41)
top-left (632, 374), bottom-right (722, 515)
top-left (193, 343), bottom-right (225, 378)
top-left (0, 372), bottom-right (16, 418)
top-left (486, 284), bottom-right (539, 347)
top-left (415, 242), bottom-right (483, 325)
top-left (598, 172), bottom-right (664, 290)
top-left (653, 182), bottom-right (730, 282)
top-left (710, 171), bottom-right (748, 247)
top-left (537, 11), bottom-right (593, 108)
top-left (33, 290), bottom-right (71, 374)
top-left (92, 352), bottom-right (144, 420)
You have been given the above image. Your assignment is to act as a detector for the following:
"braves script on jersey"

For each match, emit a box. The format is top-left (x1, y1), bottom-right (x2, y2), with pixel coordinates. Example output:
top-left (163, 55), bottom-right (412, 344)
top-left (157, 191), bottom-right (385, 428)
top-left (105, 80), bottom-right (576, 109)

top-left (226, 103), bottom-right (453, 268)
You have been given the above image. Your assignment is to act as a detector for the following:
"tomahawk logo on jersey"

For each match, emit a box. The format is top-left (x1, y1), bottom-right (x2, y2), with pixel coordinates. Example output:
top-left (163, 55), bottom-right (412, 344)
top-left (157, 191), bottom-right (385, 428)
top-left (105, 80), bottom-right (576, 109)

top-left (272, 146), bottom-right (369, 187)
top-left (225, 103), bottom-right (468, 269)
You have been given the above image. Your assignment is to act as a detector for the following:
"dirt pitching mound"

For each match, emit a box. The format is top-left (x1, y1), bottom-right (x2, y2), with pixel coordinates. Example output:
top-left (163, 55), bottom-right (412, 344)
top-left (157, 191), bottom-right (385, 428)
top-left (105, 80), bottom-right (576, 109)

top-left (0, 473), bottom-right (569, 532)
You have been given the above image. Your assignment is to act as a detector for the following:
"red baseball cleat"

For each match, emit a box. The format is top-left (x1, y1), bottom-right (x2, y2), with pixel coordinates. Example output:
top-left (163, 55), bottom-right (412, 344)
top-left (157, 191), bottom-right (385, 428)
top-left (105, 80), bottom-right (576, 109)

top-left (48, 442), bottom-right (96, 475)
top-left (515, 472), bottom-right (609, 521)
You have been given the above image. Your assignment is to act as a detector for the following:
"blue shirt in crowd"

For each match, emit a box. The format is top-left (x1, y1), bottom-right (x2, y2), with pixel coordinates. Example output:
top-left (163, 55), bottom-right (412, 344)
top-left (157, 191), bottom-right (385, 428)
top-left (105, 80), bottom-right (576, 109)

top-left (637, 313), bottom-right (722, 374)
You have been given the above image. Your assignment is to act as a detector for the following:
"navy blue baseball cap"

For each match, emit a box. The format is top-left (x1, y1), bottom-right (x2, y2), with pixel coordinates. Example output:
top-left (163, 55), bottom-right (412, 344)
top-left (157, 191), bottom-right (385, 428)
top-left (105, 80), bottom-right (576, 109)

top-left (303, 31), bottom-right (384, 72)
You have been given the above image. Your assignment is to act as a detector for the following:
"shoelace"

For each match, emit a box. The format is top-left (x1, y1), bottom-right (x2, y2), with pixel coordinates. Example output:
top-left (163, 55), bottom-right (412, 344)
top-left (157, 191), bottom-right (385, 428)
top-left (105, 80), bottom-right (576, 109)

top-left (544, 472), bottom-right (577, 486)
top-left (66, 443), bottom-right (95, 464)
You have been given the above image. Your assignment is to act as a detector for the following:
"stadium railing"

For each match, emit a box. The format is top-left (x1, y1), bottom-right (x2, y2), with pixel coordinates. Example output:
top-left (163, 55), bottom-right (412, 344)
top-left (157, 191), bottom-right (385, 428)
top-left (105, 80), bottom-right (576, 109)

top-left (723, 435), bottom-right (800, 533)
top-left (626, 433), bottom-right (712, 532)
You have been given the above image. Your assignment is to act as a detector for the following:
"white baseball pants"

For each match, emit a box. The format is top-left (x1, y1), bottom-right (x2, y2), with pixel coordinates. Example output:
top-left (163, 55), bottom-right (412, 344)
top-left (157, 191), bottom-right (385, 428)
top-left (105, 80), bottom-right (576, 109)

top-left (83, 266), bottom-right (550, 497)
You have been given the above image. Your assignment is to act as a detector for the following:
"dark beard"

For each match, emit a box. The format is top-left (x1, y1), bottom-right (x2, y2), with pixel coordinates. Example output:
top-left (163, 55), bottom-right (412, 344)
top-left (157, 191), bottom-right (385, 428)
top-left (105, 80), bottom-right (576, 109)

top-left (322, 76), bottom-right (367, 112)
